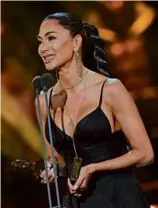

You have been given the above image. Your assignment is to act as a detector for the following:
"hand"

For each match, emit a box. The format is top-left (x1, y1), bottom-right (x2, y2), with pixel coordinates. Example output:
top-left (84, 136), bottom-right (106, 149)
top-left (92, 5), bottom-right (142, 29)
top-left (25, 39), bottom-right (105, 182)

top-left (40, 162), bottom-right (55, 184)
top-left (68, 164), bottom-right (95, 196)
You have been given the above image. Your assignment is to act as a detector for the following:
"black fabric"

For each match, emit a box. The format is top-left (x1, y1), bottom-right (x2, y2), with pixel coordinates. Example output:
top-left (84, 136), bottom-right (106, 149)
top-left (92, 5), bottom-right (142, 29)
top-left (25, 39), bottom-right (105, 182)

top-left (62, 172), bottom-right (150, 208)
top-left (45, 80), bottom-right (150, 208)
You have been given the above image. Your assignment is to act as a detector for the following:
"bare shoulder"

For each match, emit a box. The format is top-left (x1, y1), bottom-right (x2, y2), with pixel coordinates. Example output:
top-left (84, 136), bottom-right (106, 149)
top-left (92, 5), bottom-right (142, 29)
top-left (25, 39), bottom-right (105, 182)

top-left (89, 71), bottom-right (109, 86)
top-left (103, 78), bottom-right (133, 107)
top-left (90, 71), bottom-right (121, 90)
top-left (88, 72), bottom-right (123, 95)
top-left (105, 78), bottom-right (126, 93)
top-left (88, 70), bottom-right (124, 89)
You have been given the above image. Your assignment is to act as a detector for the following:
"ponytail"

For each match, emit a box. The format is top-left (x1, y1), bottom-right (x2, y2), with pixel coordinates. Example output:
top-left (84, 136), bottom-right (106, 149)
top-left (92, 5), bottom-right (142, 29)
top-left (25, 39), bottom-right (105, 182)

top-left (82, 21), bottom-right (111, 77)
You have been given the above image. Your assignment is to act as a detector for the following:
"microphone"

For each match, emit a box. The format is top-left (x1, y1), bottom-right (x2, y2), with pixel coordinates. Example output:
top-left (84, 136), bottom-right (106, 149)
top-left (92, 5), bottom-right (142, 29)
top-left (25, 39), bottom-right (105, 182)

top-left (31, 76), bottom-right (42, 95)
top-left (41, 72), bottom-right (54, 92)
top-left (32, 75), bottom-right (53, 208)
top-left (41, 73), bottom-right (62, 208)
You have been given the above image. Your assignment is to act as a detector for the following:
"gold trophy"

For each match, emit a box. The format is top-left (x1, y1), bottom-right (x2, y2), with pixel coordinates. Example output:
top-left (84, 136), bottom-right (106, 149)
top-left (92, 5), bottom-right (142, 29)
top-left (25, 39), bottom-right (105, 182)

top-left (70, 156), bottom-right (82, 184)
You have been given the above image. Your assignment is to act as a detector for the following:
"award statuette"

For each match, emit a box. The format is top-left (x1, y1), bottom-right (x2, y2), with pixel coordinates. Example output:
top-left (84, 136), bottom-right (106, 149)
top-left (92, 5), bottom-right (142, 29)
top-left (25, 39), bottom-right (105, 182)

top-left (70, 156), bottom-right (82, 184)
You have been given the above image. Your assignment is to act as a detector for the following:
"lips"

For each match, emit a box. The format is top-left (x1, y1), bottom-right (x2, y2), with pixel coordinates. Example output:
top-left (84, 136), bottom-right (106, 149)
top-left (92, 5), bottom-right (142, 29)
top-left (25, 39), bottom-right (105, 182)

top-left (43, 54), bottom-right (55, 63)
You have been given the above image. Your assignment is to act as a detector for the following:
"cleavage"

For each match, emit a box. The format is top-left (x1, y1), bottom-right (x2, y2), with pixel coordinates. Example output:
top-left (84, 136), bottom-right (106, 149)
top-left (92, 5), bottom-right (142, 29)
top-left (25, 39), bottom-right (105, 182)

top-left (50, 93), bottom-right (86, 137)
top-left (50, 99), bottom-right (99, 138)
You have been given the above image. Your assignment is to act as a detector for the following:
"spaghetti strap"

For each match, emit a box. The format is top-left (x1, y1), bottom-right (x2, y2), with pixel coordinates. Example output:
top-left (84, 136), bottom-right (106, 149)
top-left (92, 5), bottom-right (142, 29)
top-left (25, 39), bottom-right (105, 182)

top-left (99, 79), bottom-right (108, 107)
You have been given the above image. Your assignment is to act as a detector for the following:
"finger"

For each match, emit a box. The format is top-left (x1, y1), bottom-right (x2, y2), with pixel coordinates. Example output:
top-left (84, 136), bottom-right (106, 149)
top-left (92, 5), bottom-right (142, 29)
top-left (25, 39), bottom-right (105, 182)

top-left (70, 189), bottom-right (77, 194)
top-left (67, 178), bottom-right (73, 190)
top-left (41, 170), bottom-right (53, 180)
top-left (46, 162), bottom-right (52, 168)
top-left (47, 171), bottom-right (54, 179)
top-left (76, 193), bottom-right (82, 197)
top-left (74, 192), bottom-right (82, 197)
top-left (49, 175), bottom-right (55, 183)
top-left (40, 168), bottom-right (51, 178)
top-left (41, 174), bottom-right (54, 184)
top-left (73, 177), bottom-right (84, 190)
top-left (68, 178), bottom-right (77, 194)
top-left (68, 186), bottom-right (76, 194)
top-left (40, 170), bottom-right (46, 178)
top-left (79, 178), bottom-right (88, 190)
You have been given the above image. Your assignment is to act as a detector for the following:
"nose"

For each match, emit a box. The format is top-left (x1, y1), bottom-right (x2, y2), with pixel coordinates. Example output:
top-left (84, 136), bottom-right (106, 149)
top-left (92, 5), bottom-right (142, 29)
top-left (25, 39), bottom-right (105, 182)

top-left (39, 42), bottom-right (49, 55)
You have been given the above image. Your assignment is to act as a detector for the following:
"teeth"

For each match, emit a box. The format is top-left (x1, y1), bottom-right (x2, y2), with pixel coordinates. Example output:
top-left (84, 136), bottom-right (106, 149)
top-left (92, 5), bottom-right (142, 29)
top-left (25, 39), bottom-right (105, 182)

top-left (44, 55), bottom-right (54, 60)
top-left (46, 57), bottom-right (52, 60)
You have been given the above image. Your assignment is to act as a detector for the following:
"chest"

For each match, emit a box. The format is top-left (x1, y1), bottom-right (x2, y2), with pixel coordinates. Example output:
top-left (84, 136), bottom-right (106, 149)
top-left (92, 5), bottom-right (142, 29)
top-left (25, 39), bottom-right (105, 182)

top-left (51, 91), bottom-right (97, 135)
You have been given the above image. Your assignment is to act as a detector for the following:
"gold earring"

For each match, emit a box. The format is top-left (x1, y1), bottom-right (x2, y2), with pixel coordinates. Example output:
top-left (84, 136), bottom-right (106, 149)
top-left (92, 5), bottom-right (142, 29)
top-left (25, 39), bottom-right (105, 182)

top-left (75, 51), bottom-right (83, 78)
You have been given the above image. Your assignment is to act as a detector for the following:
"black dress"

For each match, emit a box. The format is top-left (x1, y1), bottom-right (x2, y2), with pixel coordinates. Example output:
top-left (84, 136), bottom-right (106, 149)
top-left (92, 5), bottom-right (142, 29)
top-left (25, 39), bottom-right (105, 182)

top-left (45, 80), bottom-right (150, 208)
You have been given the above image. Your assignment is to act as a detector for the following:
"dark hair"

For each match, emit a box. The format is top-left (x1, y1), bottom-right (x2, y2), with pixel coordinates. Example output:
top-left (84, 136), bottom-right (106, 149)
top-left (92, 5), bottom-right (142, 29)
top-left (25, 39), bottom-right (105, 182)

top-left (44, 12), bottom-right (111, 77)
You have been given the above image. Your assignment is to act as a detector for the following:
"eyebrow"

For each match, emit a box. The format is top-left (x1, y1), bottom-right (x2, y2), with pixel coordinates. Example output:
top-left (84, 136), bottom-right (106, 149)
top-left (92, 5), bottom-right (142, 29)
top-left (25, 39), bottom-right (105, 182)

top-left (37, 31), bottom-right (57, 40)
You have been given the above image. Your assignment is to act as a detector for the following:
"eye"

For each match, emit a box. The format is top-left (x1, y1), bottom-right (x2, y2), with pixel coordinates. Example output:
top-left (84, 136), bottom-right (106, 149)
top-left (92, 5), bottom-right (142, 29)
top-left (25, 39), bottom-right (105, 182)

top-left (48, 36), bottom-right (56, 41)
top-left (37, 39), bottom-right (42, 45)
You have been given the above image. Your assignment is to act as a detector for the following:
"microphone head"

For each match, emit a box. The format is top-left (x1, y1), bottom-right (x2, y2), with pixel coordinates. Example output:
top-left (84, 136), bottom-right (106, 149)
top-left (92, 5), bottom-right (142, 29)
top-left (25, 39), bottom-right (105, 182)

top-left (41, 73), bottom-right (54, 91)
top-left (31, 76), bottom-right (42, 94)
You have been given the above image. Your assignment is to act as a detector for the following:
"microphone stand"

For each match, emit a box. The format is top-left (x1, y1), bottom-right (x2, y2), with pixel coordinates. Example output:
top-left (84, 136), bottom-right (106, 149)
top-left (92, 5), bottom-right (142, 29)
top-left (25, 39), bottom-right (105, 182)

top-left (35, 89), bottom-right (53, 208)
top-left (43, 87), bottom-right (63, 208)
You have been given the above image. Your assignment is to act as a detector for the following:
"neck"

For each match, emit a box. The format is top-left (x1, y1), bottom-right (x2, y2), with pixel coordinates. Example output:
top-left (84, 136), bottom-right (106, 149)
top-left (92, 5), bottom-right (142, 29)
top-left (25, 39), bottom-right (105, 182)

top-left (57, 61), bottom-right (87, 91)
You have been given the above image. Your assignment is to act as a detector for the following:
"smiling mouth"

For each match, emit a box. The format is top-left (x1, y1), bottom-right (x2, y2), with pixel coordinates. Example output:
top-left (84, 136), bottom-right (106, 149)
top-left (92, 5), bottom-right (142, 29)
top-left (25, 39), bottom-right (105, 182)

top-left (43, 55), bottom-right (55, 63)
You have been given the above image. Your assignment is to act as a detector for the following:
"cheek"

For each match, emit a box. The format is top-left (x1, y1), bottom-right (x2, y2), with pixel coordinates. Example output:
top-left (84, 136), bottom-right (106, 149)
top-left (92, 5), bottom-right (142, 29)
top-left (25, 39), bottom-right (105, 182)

top-left (55, 41), bottom-right (74, 61)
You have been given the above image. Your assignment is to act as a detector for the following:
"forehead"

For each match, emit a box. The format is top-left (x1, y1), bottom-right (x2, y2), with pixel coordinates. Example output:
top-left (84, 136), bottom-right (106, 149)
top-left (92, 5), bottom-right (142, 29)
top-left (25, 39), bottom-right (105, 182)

top-left (39, 19), bottom-right (70, 36)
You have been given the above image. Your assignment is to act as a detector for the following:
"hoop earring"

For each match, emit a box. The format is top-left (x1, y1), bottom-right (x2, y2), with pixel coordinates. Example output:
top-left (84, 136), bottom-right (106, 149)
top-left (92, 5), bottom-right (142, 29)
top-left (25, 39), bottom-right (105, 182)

top-left (75, 51), bottom-right (83, 78)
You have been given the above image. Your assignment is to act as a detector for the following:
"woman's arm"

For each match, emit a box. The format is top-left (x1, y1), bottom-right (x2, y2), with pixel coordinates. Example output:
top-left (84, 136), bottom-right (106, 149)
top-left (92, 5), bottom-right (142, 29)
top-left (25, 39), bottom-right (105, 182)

top-left (70, 79), bottom-right (154, 192)
top-left (92, 79), bottom-right (154, 173)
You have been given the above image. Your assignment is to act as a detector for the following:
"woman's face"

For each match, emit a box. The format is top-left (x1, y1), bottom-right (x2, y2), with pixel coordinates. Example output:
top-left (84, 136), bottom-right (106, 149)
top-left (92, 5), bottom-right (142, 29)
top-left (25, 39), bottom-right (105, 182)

top-left (38, 19), bottom-right (75, 70)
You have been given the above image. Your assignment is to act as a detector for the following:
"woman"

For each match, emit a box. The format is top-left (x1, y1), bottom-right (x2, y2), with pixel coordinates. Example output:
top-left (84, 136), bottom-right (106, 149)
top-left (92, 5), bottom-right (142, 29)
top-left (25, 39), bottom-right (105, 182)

top-left (37, 12), bottom-right (154, 207)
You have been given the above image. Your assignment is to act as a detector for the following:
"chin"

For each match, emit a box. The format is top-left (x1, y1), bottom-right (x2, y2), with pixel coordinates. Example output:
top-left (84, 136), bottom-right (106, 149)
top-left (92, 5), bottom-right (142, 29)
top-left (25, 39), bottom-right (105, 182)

top-left (45, 63), bottom-right (56, 71)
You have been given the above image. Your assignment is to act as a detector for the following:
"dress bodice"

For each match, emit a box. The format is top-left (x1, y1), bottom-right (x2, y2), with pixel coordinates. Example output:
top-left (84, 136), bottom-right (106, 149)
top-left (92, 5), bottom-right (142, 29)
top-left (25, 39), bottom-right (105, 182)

top-left (45, 80), bottom-right (129, 166)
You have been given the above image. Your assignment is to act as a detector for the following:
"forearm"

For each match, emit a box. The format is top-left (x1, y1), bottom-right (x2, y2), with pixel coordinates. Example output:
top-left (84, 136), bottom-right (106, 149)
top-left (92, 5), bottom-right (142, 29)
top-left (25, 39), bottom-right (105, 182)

top-left (49, 148), bottom-right (66, 166)
top-left (91, 149), bottom-right (153, 173)
top-left (45, 142), bottom-right (65, 167)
